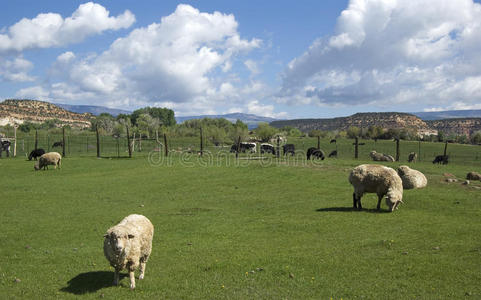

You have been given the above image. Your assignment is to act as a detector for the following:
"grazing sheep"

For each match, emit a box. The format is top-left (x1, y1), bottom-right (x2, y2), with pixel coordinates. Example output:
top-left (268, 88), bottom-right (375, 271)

top-left (349, 164), bottom-right (403, 212)
top-left (397, 165), bottom-right (427, 189)
top-left (52, 141), bottom-right (63, 148)
top-left (104, 214), bottom-right (154, 290)
top-left (466, 172), bottom-right (481, 181)
top-left (432, 155), bottom-right (449, 164)
top-left (28, 148), bottom-right (46, 161)
top-left (307, 147), bottom-right (325, 160)
top-left (370, 150), bottom-right (395, 162)
top-left (328, 150), bottom-right (338, 158)
top-left (408, 152), bottom-right (417, 163)
top-left (34, 152), bottom-right (61, 170)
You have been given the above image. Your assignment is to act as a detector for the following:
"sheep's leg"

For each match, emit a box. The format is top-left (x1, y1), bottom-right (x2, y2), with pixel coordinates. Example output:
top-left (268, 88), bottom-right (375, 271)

top-left (377, 195), bottom-right (382, 210)
top-left (113, 268), bottom-right (120, 286)
top-left (139, 260), bottom-right (146, 280)
top-left (352, 193), bottom-right (356, 208)
top-left (129, 269), bottom-right (136, 290)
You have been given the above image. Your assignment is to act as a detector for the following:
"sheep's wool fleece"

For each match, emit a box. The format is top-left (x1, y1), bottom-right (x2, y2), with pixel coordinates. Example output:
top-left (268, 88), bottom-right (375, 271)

top-left (466, 172), bottom-right (481, 181)
top-left (349, 164), bottom-right (403, 202)
top-left (104, 214), bottom-right (154, 270)
top-left (35, 152), bottom-right (61, 169)
top-left (397, 166), bottom-right (427, 189)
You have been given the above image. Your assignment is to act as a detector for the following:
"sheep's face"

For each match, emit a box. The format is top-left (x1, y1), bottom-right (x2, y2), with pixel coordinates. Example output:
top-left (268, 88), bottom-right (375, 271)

top-left (105, 232), bottom-right (134, 255)
top-left (34, 163), bottom-right (40, 171)
top-left (386, 189), bottom-right (403, 212)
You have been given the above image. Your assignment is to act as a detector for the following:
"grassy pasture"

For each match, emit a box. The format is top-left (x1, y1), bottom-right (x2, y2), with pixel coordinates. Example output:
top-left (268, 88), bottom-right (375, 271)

top-left (1, 153), bottom-right (480, 299)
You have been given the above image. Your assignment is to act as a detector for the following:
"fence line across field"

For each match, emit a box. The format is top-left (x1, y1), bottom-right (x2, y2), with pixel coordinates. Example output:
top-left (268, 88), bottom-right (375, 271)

top-left (2, 130), bottom-right (480, 165)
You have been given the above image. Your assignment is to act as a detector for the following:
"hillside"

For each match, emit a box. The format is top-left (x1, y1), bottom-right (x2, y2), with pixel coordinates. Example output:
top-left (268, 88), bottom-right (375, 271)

top-left (0, 99), bottom-right (91, 128)
top-left (426, 118), bottom-right (481, 136)
top-left (55, 103), bottom-right (131, 117)
top-left (271, 112), bottom-right (430, 132)
top-left (176, 112), bottom-right (277, 129)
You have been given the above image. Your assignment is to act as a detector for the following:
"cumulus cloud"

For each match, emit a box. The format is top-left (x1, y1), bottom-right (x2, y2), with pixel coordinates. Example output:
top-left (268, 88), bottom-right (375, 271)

top-left (0, 2), bottom-right (135, 53)
top-left (0, 57), bottom-right (35, 82)
top-left (278, 0), bottom-right (481, 110)
top-left (28, 4), bottom-right (262, 115)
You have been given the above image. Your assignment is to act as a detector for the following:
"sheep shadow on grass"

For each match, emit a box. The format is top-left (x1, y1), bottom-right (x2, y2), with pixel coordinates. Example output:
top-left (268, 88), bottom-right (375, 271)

top-left (60, 271), bottom-right (127, 295)
top-left (316, 207), bottom-right (391, 213)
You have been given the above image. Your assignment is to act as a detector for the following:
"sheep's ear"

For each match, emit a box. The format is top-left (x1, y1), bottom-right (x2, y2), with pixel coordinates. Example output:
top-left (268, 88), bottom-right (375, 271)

top-left (128, 234), bottom-right (135, 239)
top-left (103, 234), bottom-right (109, 238)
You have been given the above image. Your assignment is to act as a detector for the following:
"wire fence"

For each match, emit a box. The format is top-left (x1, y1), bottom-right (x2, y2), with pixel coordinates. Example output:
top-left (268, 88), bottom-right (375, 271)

top-left (3, 132), bottom-right (481, 166)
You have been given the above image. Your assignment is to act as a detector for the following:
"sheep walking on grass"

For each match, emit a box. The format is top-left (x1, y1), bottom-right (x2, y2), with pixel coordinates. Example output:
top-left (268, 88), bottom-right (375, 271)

top-left (104, 214), bottom-right (154, 290)
top-left (34, 152), bottom-right (61, 170)
top-left (408, 152), bottom-right (417, 163)
top-left (349, 164), bottom-right (403, 212)
top-left (370, 150), bottom-right (395, 162)
top-left (397, 166), bottom-right (427, 189)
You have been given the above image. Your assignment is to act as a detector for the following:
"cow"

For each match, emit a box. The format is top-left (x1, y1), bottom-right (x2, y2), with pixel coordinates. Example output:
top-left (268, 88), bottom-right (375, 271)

top-left (52, 141), bottom-right (63, 148)
top-left (307, 147), bottom-right (325, 160)
top-left (28, 148), bottom-right (46, 161)
top-left (282, 144), bottom-right (295, 156)
top-left (433, 155), bottom-right (449, 165)
top-left (230, 142), bottom-right (256, 153)
top-left (260, 143), bottom-right (276, 155)
top-left (328, 150), bottom-right (338, 158)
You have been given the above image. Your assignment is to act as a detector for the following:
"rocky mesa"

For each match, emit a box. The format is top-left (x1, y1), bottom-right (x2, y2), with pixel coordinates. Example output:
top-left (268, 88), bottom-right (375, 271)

top-left (0, 99), bottom-right (92, 128)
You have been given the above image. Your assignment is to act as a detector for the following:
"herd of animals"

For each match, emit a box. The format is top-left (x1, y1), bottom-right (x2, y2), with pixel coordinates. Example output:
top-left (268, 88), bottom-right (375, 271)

top-left (2, 137), bottom-right (479, 290)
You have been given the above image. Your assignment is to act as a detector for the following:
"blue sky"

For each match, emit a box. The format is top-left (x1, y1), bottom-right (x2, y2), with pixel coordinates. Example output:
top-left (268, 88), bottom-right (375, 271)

top-left (1, 0), bottom-right (481, 119)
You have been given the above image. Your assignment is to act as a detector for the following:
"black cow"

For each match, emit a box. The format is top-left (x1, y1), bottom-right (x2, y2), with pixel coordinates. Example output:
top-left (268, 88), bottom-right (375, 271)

top-left (328, 150), bottom-right (338, 158)
top-left (282, 144), bottom-right (295, 156)
top-left (307, 147), bottom-right (325, 160)
top-left (230, 142), bottom-right (256, 153)
top-left (28, 148), bottom-right (46, 161)
top-left (260, 143), bottom-right (276, 155)
top-left (52, 141), bottom-right (63, 148)
top-left (433, 155), bottom-right (449, 164)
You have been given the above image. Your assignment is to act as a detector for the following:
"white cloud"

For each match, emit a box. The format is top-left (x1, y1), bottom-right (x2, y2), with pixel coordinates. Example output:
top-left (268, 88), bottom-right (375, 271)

top-left (0, 2), bottom-right (135, 53)
top-left (279, 0), bottom-right (481, 110)
top-left (30, 4), bottom-right (262, 115)
top-left (247, 100), bottom-right (287, 119)
top-left (0, 57), bottom-right (35, 82)
top-left (244, 59), bottom-right (260, 75)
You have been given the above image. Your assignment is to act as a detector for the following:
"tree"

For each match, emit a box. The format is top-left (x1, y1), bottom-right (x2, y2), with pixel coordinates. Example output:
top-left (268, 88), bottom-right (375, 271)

top-left (254, 123), bottom-right (277, 142)
top-left (346, 126), bottom-right (360, 139)
top-left (471, 131), bottom-right (481, 144)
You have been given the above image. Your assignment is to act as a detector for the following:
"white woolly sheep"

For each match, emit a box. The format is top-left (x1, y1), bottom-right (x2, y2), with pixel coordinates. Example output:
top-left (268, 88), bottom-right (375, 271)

top-left (370, 150), bottom-right (395, 162)
top-left (397, 165), bottom-right (427, 189)
top-left (34, 152), bottom-right (61, 170)
top-left (103, 214), bottom-right (154, 290)
top-left (349, 164), bottom-right (404, 212)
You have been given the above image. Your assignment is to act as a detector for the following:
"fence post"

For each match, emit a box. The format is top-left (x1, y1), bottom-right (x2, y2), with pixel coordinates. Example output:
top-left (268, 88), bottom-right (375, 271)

top-left (443, 141), bottom-right (448, 157)
top-left (47, 135), bottom-right (50, 152)
top-left (418, 140), bottom-right (421, 162)
top-left (86, 136), bottom-right (89, 153)
top-left (317, 136), bottom-right (320, 149)
top-left (354, 137), bottom-right (359, 159)
top-left (117, 137), bottom-right (120, 158)
top-left (35, 129), bottom-right (38, 150)
top-left (96, 126), bottom-right (100, 158)
top-left (163, 133), bottom-right (168, 157)
top-left (236, 136), bottom-right (241, 159)
top-left (13, 126), bottom-right (17, 157)
top-left (126, 126), bottom-right (132, 158)
top-left (62, 127), bottom-right (66, 158)
top-left (276, 136), bottom-right (280, 159)
top-left (200, 127), bottom-right (203, 157)
top-left (395, 138), bottom-right (400, 162)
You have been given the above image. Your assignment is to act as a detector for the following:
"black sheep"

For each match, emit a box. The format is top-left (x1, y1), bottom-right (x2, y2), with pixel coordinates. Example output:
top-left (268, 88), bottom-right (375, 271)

top-left (28, 148), bottom-right (46, 161)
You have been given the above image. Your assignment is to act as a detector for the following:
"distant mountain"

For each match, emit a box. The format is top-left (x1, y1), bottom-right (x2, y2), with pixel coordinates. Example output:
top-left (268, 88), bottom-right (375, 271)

top-left (413, 109), bottom-right (481, 120)
top-left (270, 112), bottom-right (430, 132)
top-left (55, 103), bottom-right (131, 117)
top-left (176, 113), bottom-right (277, 129)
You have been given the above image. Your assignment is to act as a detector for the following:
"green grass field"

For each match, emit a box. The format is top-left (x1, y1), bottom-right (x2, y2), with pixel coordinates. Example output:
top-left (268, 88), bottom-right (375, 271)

top-left (1, 152), bottom-right (480, 299)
